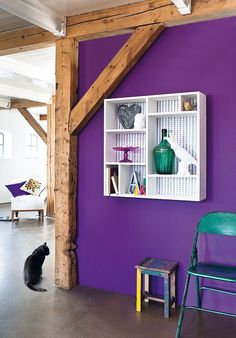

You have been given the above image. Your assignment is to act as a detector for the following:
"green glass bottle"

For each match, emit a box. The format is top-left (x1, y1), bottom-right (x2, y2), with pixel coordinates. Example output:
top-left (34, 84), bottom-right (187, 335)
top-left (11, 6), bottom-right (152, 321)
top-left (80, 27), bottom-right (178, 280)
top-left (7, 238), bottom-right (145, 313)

top-left (153, 129), bottom-right (175, 174)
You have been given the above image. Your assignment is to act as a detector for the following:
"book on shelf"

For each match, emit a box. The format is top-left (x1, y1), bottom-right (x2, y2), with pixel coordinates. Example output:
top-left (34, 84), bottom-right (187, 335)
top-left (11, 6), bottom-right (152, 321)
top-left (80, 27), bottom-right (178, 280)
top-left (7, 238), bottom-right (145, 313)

top-left (111, 175), bottom-right (118, 194)
top-left (107, 166), bottom-right (119, 194)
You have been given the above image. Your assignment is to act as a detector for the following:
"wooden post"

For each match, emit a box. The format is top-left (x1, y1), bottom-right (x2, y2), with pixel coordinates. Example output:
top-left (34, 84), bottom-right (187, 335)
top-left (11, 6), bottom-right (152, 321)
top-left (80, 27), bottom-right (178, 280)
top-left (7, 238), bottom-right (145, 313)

top-left (46, 96), bottom-right (55, 217)
top-left (55, 39), bottom-right (78, 289)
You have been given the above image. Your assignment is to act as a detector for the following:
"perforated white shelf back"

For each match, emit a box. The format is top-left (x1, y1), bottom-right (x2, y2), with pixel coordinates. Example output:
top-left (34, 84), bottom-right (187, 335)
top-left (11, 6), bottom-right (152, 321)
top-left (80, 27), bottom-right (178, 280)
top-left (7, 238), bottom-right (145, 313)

top-left (116, 133), bottom-right (146, 163)
top-left (156, 97), bottom-right (179, 113)
top-left (155, 176), bottom-right (197, 198)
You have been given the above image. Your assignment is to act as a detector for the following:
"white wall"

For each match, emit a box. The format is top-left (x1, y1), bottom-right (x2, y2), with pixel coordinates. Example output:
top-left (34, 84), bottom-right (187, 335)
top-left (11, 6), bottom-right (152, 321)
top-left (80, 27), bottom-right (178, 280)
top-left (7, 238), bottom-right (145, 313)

top-left (0, 108), bottom-right (47, 203)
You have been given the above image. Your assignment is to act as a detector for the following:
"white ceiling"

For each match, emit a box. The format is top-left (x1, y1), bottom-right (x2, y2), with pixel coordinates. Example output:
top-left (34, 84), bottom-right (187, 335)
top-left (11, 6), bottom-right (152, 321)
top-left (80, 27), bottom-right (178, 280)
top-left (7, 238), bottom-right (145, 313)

top-left (39, 0), bottom-right (145, 17)
top-left (0, 46), bottom-right (55, 104)
top-left (0, 8), bottom-right (31, 33)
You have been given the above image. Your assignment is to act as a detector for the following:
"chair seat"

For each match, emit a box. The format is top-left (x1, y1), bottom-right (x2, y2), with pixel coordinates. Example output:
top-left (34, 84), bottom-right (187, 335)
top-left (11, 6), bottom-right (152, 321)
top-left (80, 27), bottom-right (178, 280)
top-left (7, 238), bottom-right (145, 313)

top-left (189, 262), bottom-right (236, 282)
top-left (11, 195), bottom-right (44, 210)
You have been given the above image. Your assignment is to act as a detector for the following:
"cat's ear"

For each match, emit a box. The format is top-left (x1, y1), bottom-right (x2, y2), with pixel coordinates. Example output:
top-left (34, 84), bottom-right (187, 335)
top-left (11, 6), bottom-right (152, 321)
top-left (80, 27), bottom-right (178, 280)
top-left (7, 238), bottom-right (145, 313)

top-left (43, 242), bottom-right (47, 246)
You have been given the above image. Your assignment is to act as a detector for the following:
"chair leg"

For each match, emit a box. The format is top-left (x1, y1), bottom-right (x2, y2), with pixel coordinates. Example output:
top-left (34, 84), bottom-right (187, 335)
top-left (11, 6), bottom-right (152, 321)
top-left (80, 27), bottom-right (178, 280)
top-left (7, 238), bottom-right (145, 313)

top-left (11, 211), bottom-right (14, 221)
top-left (196, 276), bottom-right (201, 308)
top-left (176, 273), bottom-right (191, 338)
top-left (41, 210), bottom-right (44, 221)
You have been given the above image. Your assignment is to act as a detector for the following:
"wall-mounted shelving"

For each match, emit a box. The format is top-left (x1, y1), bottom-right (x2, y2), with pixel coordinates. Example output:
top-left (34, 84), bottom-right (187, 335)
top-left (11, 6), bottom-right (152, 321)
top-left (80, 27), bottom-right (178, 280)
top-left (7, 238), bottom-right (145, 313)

top-left (104, 92), bottom-right (206, 201)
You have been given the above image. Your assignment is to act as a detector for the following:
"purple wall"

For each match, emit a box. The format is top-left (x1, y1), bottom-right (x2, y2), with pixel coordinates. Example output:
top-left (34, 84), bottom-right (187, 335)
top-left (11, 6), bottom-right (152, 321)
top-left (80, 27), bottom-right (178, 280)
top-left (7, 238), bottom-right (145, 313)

top-left (77, 17), bottom-right (236, 312)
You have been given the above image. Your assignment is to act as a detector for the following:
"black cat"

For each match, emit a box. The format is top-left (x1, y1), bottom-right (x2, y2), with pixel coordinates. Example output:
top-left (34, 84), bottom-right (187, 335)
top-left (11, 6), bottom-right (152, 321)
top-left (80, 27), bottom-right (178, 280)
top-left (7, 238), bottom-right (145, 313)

top-left (24, 242), bottom-right (50, 292)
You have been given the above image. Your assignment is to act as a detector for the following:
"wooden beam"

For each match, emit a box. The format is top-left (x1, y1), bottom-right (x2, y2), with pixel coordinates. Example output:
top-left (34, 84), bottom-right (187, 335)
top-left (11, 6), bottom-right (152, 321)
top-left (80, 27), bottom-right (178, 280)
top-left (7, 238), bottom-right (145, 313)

top-left (66, 0), bottom-right (236, 39)
top-left (40, 114), bottom-right (47, 121)
top-left (11, 99), bottom-right (48, 109)
top-left (1, 0), bottom-right (236, 55)
top-left (0, 26), bottom-right (55, 56)
top-left (47, 97), bottom-right (55, 217)
top-left (17, 108), bottom-right (47, 143)
top-left (55, 38), bottom-right (78, 289)
top-left (70, 24), bottom-right (164, 135)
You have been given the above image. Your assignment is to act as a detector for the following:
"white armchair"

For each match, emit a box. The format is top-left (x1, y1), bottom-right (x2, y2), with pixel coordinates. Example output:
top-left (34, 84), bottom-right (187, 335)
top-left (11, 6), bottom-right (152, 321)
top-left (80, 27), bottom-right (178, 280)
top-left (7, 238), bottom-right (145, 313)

top-left (11, 194), bottom-right (45, 221)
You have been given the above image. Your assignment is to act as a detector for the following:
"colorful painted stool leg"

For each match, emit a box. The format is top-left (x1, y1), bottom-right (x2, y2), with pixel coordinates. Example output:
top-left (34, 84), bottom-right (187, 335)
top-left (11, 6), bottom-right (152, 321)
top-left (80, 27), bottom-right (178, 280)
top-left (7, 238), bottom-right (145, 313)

top-left (144, 274), bottom-right (149, 303)
top-left (171, 270), bottom-right (176, 308)
top-left (136, 268), bottom-right (142, 312)
top-left (164, 273), bottom-right (170, 318)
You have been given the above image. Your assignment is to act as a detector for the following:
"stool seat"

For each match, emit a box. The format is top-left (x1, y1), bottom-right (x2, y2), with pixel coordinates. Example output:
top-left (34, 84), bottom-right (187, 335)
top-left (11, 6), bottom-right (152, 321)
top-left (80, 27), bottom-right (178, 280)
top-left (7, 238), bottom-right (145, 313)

top-left (136, 257), bottom-right (178, 274)
top-left (135, 257), bottom-right (178, 318)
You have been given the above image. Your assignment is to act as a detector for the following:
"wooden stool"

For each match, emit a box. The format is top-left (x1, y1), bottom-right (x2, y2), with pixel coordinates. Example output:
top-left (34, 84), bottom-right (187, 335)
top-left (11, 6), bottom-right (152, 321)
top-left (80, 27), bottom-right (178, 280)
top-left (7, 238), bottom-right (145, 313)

top-left (135, 257), bottom-right (178, 318)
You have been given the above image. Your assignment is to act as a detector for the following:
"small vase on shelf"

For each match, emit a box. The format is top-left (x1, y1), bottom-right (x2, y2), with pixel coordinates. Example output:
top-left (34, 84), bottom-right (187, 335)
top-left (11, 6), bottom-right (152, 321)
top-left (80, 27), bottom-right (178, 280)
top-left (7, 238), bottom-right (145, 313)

top-left (153, 129), bottom-right (175, 174)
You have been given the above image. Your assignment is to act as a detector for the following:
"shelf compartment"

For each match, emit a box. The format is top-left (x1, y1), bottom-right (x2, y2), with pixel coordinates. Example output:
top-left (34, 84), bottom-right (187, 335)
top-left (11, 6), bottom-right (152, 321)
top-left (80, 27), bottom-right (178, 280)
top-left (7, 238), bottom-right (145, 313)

top-left (105, 99), bottom-right (146, 130)
top-left (148, 95), bottom-right (179, 114)
top-left (148, 114), bottom-right (198, 176)
top-left (181, 93), bottom-right (198, 111)
top-left (115, 133), bottom-right (146, 163)
top-left (148, 176), bottom-right (198, 200)
top-left (120, 164), bottom-right (146, 196)
top-left (104, 164), bottom-right (119, 196)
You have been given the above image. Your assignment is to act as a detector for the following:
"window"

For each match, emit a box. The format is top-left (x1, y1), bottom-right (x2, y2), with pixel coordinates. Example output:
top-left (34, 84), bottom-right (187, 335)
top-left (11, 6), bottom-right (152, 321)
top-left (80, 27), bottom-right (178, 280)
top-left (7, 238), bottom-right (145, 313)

top-left (0, 130), bottom-right (12, 159)
top-left (0, 132), bottom-right (4, 158)
top-left (26, 133), bottom-right (38, 158)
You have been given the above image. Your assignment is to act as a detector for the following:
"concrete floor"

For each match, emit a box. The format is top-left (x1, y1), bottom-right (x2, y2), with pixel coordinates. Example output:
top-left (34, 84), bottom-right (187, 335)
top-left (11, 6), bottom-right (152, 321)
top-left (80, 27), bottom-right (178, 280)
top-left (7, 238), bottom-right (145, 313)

top-left (1, 204), bottom-right (236, 338)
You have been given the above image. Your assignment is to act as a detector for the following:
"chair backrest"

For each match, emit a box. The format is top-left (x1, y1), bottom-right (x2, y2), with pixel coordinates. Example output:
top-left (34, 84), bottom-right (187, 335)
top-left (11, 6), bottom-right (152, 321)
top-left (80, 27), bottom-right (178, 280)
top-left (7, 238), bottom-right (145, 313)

top-left (197, 212), bottom-right (236, 236)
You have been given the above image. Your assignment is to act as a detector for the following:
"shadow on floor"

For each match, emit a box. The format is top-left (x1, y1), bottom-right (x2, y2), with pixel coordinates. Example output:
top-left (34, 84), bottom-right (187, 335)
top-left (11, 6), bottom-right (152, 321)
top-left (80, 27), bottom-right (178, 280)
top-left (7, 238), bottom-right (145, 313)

top-left (1, 204), bottom-right (236, 338)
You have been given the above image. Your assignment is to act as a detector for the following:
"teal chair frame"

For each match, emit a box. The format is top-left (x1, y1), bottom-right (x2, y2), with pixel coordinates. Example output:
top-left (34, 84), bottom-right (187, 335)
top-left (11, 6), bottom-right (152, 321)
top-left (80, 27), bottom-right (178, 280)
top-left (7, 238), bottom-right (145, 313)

top-left (176, 212), bottom-right (236, 338)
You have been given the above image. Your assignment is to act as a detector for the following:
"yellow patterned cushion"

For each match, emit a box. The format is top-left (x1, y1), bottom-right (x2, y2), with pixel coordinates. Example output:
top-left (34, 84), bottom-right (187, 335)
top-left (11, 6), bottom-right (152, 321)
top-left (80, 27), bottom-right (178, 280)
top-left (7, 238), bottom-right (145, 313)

top-left (20, 179), bottom-right (44, 196)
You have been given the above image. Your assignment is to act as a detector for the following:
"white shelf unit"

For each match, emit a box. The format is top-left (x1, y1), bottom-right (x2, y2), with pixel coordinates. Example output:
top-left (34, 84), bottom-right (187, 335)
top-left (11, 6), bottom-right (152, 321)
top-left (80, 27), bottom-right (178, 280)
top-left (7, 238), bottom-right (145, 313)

top-left (104, 92), bottom-right (206, 201)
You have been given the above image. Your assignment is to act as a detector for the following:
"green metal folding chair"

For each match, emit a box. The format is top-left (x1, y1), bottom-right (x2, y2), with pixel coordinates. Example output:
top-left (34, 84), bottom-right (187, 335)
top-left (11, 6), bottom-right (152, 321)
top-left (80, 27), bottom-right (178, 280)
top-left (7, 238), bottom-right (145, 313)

top-left (176, 212), bottom-right (236, 338)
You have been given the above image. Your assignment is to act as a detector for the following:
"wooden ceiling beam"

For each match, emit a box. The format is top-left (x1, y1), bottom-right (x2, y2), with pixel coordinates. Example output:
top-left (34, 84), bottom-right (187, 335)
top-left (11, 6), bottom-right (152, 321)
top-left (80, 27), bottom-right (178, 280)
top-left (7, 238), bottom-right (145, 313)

top-left (11, 99), bottom-right (48, 108)
top-left (69, 23), bottom-right (165, 135)
top-left (66, 0), bottom-right (236, 39)
top-left (0, 0), bottom-right (236, 55)
top-left (17, 107), bottom-right (47, 143)
top-left (0, 26), bottom-right (56, 56)
top-left (40, 114), bottom-right (47, 121)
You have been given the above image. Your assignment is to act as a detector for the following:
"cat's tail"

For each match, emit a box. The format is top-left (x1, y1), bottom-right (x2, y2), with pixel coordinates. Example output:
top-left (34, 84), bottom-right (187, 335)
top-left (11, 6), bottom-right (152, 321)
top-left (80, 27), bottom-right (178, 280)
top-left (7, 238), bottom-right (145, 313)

top-left (26, 282), bottom-right (47, 292)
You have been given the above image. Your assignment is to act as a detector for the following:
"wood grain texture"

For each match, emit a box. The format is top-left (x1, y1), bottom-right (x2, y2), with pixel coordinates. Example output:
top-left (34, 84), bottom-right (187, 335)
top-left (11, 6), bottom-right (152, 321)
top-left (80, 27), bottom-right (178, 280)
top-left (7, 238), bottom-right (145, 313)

top-left (70, 24), bottom-right (165, 135)
top-left (66, 0), bottom-right (236, 39)
top-left (0, 26), bottom-right (56, 56)
top-left (46, 97), bottom-right (55, 217)
top-left (11, 99), bottom-right (48, 108)
top-left (1, 0), bottom-right (236, 55)
top-left (10, 99), bottom-right (48, 109)
top-left (55, 39), bottom-right (78, 289)
top-left (17, 108), bottom-right (47, 143)
top-left (40, 114), bottom-right (47, 121)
